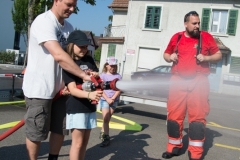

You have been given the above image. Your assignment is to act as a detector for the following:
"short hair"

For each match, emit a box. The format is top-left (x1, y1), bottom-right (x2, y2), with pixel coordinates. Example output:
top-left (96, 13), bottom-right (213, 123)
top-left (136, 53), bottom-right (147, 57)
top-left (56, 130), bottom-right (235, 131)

top-left (184, 11), bottom-right (199, 22)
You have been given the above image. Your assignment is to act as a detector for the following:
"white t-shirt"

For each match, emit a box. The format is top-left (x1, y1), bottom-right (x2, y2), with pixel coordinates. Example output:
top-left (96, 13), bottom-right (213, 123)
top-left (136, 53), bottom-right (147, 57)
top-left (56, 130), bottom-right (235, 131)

top-left (22, 10), bottom-right (74, 99)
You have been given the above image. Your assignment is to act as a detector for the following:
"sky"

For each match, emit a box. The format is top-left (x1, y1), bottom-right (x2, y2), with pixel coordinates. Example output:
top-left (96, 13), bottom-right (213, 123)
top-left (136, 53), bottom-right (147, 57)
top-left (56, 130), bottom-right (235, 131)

top-left (67, 0), bottom-right (113, 36)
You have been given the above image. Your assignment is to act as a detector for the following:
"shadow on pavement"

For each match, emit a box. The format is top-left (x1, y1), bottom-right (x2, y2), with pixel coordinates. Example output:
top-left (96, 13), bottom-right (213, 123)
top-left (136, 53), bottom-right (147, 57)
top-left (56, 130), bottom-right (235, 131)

top-left (179, 128), bottom-right (222, 160)
top-left (85, 124), bottom-right (161, 160)
top-left (115, 105), bottom-right (167, 121)
top-left (0, 140), bottom-right (71, 160)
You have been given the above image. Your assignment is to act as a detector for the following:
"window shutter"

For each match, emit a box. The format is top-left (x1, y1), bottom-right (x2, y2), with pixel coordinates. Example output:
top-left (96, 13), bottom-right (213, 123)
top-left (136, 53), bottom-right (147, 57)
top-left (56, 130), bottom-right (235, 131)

top-left (230, 57), bottom-right (240, 74)
top-left (153, 7), bottom-right (161, 29)
top-left (107, 44), bottom-right (116, 57)
top-left (145, 6), bottom-right (161, 29)
top-left (227, 10), bottom-right (238, 36)
top-left (201, 8), bottom-right (211, 31)
top-left (145, 6), bottom-right (153, 28)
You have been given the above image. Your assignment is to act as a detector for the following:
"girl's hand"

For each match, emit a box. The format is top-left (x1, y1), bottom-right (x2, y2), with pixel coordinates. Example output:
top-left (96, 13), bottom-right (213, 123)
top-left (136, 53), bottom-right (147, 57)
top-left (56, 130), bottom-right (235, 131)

top-left (106, 97), bottom-right (114, 105)
top-left (88, 90), bottom-right (103, 101)
top-left (90, 71), bottom-right (99, 77)
top-left (62, 86), bottom-right (70, 96)
top-left (85, 69), bottom-right (92, 75)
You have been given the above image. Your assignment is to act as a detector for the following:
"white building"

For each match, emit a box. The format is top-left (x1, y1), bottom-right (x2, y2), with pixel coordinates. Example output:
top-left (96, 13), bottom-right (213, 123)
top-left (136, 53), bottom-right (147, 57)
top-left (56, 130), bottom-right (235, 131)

top-left (99, 0), bottom-right (240, 96)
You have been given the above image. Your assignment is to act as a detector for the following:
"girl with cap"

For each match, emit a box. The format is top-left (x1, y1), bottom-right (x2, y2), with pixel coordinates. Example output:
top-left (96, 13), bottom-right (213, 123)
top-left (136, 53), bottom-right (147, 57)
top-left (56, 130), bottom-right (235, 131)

top-left (62, 30), bottom-right (103, 160)
top-left (99, 57), bottom-right (122, 147)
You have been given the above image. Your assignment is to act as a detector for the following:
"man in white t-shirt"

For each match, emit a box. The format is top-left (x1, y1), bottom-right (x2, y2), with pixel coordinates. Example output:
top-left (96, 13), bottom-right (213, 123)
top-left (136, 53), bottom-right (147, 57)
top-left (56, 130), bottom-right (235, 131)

top-left (22, 0), bottom-right (95, 160)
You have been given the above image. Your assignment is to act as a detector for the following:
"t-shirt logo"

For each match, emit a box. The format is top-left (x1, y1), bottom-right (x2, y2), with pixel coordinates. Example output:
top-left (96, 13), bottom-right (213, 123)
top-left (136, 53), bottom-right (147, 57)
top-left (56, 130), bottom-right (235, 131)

top-left (57, 31), bottom-right (68, 49)
top-left (194, 44), bottom-right (198, 48)
top-left (80, 65), bottom-right (88, 71)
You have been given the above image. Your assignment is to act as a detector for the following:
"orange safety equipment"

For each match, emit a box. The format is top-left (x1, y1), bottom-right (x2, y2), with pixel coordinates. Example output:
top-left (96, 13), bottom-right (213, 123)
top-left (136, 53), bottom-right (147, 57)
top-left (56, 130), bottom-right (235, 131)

top-left (166, 73), bottom-right (210, 159)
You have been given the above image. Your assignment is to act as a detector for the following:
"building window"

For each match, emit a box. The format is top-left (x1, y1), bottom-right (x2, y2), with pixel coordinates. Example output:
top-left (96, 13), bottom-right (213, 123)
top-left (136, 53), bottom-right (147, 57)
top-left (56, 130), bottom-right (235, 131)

top-left (107, 44), bottom-right (116, 57)
top-left (201, 8), bottom-right (238, 35)
top-left (144, 6), bottom-right (162, 29)
top-left (230, 56), bottom-right (240, 74)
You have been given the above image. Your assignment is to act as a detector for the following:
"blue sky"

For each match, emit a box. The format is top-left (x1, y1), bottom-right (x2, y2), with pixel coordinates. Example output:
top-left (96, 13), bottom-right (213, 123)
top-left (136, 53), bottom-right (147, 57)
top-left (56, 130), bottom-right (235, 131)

top-left (67, 0), bottom-right (113, 36)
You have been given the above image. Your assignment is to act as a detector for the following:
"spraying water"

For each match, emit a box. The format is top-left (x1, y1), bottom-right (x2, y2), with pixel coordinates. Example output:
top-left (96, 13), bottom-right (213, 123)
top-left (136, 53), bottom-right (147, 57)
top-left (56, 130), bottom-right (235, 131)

top-left (115, 79), bottom-right (170, 97)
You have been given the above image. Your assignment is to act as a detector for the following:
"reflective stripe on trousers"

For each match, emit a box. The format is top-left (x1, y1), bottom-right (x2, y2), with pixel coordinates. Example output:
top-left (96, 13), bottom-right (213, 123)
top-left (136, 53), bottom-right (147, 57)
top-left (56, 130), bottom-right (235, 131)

top-left (169, 139), bottom-right (182, 145)
top-left (189, 141), bottom-right (204, 147)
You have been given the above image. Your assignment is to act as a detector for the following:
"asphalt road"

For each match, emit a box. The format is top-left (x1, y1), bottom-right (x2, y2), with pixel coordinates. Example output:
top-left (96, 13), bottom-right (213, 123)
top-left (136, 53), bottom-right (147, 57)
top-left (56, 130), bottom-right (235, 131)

top-left (0, 65), bottom-right (240, 160)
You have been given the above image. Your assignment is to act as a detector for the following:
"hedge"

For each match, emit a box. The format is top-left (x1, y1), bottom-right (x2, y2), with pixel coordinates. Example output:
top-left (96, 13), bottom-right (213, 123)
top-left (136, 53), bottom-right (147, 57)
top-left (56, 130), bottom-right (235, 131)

top-left (0, 50), bottom-right (15, 64)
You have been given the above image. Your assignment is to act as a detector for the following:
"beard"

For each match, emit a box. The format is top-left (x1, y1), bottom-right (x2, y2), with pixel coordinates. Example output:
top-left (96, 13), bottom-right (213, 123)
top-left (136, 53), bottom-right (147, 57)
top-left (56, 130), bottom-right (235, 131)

top-left (186, 28), bottom-right (200, 38)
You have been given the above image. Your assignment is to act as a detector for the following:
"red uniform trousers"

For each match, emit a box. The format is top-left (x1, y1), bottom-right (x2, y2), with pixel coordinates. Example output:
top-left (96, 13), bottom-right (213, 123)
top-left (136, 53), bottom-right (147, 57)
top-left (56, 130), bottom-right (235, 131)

top-left (166, 73), bottom-right (210, 159)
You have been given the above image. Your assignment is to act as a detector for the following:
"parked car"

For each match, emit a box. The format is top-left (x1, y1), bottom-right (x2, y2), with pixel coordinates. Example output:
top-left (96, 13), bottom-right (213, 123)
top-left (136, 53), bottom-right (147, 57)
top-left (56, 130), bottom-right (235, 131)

top-left (130, 65), bottom-right (172, 98)
top-left (131, 65), bottom-right (172, 81)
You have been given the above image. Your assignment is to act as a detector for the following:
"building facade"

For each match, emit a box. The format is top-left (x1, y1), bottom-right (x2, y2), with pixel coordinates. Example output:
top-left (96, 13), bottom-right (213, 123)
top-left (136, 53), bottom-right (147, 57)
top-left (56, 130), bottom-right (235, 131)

top-left (99, 0), bottom-right (240, 96)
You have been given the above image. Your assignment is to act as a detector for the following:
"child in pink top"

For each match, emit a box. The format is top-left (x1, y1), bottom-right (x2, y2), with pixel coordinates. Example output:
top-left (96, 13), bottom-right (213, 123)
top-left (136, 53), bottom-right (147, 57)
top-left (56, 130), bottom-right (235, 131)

top-left (99, 57), bottom-right (122, 147)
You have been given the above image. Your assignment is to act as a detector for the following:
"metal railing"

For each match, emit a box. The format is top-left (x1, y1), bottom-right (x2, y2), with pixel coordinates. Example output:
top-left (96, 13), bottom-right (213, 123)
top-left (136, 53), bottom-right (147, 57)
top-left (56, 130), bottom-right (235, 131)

top-left (103, 25), bottom-right (126, 37)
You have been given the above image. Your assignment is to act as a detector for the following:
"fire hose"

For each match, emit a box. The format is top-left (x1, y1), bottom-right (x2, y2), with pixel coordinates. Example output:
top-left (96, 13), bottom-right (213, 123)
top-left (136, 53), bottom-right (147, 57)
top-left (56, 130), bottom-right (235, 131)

top-left (0, 76), bottom-right (119, 141)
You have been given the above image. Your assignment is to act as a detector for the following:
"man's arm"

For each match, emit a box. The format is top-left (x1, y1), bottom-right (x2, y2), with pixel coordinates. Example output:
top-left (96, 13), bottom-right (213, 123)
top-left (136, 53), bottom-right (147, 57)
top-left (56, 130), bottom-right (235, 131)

top-left (164, 53), bottom-right (178, 63)
top-left (196, 51), bottom-right (222, 63)
top-left (43, 40), bottom-right (91, 81)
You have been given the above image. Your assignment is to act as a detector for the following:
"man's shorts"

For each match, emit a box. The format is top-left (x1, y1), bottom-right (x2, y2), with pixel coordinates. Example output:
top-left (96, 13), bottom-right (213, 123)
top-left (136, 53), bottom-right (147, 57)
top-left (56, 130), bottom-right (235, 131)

top-left (100, 99), bottom-right (118, 110)
top-left (50, 96), bottom-right (69, 135)
top-left (66, 112), bottom-right (97, 129)
top-left (24, 97), bottom-right (52, 141)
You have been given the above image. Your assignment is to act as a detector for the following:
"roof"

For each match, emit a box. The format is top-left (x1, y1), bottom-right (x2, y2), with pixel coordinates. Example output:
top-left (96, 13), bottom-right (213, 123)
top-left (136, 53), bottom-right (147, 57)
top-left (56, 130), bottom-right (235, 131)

top-left (94, 36), bottom-right (102, 48)
top-left (108, 0), bottom-right (129, 10)
top-left (82, 30), bottom-right (98, 48)
top-left (214, 37), bottom-right (231, 54)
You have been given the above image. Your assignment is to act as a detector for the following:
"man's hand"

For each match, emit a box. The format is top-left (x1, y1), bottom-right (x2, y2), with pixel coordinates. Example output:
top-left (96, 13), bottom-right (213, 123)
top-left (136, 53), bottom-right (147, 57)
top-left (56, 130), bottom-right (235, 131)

top-left (195, 51), bottom-right (222, 63)
top-left (170, 53), bottom-right (178, 62)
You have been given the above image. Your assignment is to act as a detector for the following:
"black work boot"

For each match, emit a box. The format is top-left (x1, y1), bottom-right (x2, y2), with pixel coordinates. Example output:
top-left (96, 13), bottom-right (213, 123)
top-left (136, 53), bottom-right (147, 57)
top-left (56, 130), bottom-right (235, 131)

top-left (100, 134), bottom-right (110, 147)
top-left (162, 148), bottom-right (180, 159)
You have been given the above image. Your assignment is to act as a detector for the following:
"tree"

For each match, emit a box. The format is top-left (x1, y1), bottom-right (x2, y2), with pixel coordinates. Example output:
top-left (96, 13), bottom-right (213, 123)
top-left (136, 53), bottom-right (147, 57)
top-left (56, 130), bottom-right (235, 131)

top-left (94, 47), bottom-right (101, 62)
top-left (108, 15), bottom-right (113, 27)
top-left (11, 0), bottom-right (97, 67)
top-left (12, 0), bottom-right (28, 47)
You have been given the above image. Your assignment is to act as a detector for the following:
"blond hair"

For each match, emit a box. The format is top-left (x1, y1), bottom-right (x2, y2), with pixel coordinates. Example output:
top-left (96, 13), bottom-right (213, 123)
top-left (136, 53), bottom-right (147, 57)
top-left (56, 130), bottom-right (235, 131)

top-left (102, 62), bottom-right (118, 74)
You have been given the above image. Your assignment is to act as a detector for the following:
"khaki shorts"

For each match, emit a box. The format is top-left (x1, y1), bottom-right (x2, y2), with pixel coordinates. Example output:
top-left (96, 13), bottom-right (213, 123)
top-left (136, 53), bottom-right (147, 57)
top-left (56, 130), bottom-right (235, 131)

top-left (25, 97), bottom-right (52, 141)
top-left (50, 96), bottom-right (69, 135)
top-left (25, 96), bottom-right (69, 141)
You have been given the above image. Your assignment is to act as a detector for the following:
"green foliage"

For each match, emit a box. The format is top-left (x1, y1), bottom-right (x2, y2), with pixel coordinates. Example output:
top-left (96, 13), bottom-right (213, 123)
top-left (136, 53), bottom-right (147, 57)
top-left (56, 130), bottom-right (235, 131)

top-left (108, 15), bottom-right (113, 27)
top-left (0, 51), bottom-right (16, 64)
top-left (12, 0), bottom-right (28, 35)
top-left (94, 47), bottom-right (101, 62)
top-left (11, 0), bottom-right (97, 41)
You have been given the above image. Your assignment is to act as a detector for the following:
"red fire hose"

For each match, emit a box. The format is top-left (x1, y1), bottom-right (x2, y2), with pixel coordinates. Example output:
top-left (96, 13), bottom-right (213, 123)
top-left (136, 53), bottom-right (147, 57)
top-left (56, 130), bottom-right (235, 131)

top-left (0, 76), bottom-right (119, 141)
top-left (0, 119), bottom-right (25, 141)
top-left (0, 82), bottom-right (85, 141)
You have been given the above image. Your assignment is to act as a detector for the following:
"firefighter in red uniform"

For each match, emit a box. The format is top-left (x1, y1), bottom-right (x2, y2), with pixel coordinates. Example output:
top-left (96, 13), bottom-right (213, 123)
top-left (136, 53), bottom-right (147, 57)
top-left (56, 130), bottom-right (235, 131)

top-left (162, 11), bottom-right (222, 160)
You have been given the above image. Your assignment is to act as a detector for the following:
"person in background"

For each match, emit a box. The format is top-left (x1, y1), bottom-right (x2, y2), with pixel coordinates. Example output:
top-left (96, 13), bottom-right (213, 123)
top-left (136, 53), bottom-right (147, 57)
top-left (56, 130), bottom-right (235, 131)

top-left (62, 30), bottom-right (103, 160)
top-left (99, 57), bottom-right (122, 147)
top-left (22, 0), bottom-right (92, 160)
top-left (162, 11), bottom-right (222, 160)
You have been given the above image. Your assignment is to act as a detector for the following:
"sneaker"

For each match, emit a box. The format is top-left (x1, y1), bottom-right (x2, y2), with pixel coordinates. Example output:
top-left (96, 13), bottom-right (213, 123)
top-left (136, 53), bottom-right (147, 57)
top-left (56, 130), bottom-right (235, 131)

top-left (100, 135), bottom-right (110, 147)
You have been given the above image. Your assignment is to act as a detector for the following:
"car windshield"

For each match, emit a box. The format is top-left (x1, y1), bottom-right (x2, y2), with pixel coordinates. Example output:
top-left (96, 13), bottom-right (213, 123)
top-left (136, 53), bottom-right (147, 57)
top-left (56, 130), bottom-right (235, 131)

top-left (153, 66), bottom-right (171, 73)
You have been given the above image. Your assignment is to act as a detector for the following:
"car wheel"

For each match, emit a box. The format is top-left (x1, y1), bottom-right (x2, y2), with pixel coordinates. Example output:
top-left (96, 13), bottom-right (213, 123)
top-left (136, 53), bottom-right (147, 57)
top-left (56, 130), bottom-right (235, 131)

top-left (136, 76), bottom-right (143, 81)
